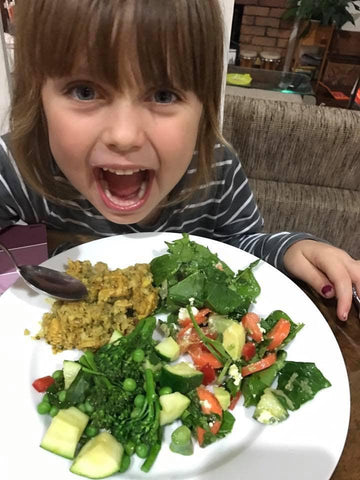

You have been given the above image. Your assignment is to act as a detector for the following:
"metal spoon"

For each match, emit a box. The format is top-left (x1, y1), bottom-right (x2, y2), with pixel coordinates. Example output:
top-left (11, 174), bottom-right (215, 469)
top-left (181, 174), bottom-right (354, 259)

top-left (0, 241), bottom-right (88, 301)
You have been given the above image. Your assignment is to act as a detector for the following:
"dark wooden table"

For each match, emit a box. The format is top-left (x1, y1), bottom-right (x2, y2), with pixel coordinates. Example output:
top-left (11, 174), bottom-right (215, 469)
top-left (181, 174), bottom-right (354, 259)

top-left (299, 284), bottom-right (360, 480)
top-left (46, 230), bottom-right (360, 480)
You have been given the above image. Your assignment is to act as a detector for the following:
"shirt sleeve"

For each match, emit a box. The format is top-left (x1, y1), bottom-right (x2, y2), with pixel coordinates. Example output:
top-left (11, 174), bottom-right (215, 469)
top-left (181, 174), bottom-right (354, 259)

top-left (0, 136), bottom-right (41, 229)
top-left (213, 147), bottom-right (319, 273)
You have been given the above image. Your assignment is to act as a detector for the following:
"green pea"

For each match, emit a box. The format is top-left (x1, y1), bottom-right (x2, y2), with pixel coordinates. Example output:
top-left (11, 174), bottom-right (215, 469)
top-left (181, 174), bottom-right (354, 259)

top-left (85, 425), bottom-right (99, 438)
top-left (57, 390), bottom-right (67, 402)
top-left (119, 453), bottom-right (131, 473)
top-left (37, 401), bottom-right (51, 415)
top-left (132, 348), bottom-right (145, 363)
top-left (159, 386), bottom-right (172, 396)
top-left (135, 443), bottom-right (149, 459)
top-left (134, 394), bottom-right (145, 408)
top-left (52, 370), bottom-right (63, 381)
top-left (49, 406), bottom-right (59, 417)
top-left (123, 378), bottom-right (136, 392)
top-left (125, 440), bottom-right (135, 456)
top-left (84, 400), bottom-right (95, 413)
top-left (42, 393), bottom-right (50, 402)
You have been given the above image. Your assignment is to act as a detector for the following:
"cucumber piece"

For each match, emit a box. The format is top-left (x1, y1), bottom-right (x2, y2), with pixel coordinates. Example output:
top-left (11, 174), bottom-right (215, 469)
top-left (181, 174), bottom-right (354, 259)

top-left (70, 432), bottom-right (123, 479)
top-left (155, 337), bottom-right (180, 362)
top-left (63, 360), bottom-right (82, 390)
top-left (213, 386), bottom-right (231, 410)
top-left (159, 392), bottom-right (190, 426)
top-left (253, 388), bottom-right (289, 424)
top-left (222, 321), bottom-right (246, 360)
top-left (170, 425), bottom-right (193, 456)
top-left (40, 407), bottom-right (89, 459)
top-left (160, 362), bottom-right (203, 394)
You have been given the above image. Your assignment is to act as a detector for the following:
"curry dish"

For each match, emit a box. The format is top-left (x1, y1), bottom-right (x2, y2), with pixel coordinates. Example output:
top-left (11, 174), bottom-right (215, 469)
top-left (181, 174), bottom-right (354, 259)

top-left (37, 260), bottom-right (159, 353)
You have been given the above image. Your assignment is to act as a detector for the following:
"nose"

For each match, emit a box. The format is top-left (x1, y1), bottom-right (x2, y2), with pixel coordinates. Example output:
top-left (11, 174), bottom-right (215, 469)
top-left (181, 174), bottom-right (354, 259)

top-left (100, 98), bottom-right (146, 153)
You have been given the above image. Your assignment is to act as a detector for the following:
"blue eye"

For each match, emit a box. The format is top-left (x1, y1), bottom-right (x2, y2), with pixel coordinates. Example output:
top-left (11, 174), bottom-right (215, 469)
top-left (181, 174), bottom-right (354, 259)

top-left (70, 85), bottom-right (97, 101)
top-left (152, 90), bottom-right (178, 104)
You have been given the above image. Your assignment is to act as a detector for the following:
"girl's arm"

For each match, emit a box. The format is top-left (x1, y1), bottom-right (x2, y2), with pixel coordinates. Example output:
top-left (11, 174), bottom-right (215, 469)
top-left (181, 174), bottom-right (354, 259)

top-left (0, 136), bottom-right (40, 228)
top-left (211, 146), bottom-right (359, 321)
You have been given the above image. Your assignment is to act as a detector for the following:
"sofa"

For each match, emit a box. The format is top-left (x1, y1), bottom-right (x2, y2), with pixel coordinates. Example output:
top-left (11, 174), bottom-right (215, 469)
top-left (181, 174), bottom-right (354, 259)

top-left (222, 94), bottom-right (360, 259)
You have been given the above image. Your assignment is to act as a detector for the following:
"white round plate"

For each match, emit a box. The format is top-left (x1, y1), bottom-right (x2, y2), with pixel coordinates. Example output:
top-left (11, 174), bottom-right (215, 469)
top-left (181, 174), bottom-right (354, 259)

top-left (0, 233), bottom-right (350, 480)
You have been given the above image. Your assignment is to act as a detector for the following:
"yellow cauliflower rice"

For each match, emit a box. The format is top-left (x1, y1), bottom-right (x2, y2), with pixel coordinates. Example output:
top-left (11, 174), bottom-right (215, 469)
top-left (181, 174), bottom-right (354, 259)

top-left (37, 260), bottom-right (159, 353)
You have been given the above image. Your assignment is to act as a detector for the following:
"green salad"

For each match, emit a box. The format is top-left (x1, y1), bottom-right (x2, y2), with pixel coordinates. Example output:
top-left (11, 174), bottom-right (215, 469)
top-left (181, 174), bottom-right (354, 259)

top-left (32, 234), bottom-right (331, 478)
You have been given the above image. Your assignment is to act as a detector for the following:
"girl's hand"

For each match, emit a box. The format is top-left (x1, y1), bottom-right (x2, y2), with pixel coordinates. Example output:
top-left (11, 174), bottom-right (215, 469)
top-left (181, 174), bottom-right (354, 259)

top-left (283, 240), bottom-right (360, 321)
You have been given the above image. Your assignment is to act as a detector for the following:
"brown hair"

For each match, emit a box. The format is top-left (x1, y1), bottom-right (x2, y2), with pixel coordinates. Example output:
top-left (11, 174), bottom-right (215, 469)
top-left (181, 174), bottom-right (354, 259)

top-left (10, 0), bottom-right (225, 205)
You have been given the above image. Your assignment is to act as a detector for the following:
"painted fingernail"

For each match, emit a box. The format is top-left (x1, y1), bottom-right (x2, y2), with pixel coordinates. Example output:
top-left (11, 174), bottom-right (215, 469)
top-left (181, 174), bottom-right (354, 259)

top-left (321, 285), bottom-right (333, 297)
top-left (342, 313), bottom-right (348, 321)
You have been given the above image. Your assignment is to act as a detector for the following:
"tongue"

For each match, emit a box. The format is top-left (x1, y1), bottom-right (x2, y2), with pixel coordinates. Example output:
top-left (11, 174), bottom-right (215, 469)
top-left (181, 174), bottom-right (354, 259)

top-left (103, 170), bottom-right (146, 198)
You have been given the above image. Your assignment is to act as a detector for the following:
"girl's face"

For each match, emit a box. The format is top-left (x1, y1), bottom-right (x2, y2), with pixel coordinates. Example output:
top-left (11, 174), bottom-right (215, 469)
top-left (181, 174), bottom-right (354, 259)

top-left (41, 71), bottom-right (203, 224)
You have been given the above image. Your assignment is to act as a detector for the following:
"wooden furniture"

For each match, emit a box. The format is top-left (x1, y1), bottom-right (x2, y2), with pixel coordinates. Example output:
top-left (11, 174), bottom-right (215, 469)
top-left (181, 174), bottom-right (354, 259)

top-left (322, 30), bottom-right (360, 93)
top-left (292, 22), bottom-right (335, 89)
top-left (299, 283), bottom-right (360, 480)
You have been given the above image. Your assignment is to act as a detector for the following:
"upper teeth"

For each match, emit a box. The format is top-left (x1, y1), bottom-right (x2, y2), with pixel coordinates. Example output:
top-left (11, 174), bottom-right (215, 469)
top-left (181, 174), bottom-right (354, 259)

top-left (102, 167), bottom-right (145, 175)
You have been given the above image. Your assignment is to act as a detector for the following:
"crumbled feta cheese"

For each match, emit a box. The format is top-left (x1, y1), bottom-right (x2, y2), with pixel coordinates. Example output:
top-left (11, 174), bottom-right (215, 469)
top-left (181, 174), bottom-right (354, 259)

top-left (229, 364), bottom-right (243, 386)
top-left (200, 399), bottom-right (212, 410)
top-left (259, 326), bottom-right (266, 334)
top-left (178, 306), bottom-right (199, 320)
top-left (208, 421), bottom-right (215, 428)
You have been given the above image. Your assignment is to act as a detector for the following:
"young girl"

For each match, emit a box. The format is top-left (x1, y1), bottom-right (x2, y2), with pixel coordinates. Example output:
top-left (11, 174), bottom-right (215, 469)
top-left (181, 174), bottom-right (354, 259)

top-left (0, 0), bottom-right (359, 321)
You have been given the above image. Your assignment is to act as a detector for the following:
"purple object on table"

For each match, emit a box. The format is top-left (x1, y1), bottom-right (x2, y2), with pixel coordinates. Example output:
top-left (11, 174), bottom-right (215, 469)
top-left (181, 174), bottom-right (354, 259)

top-left (0, 224), bottom-right (48, 294)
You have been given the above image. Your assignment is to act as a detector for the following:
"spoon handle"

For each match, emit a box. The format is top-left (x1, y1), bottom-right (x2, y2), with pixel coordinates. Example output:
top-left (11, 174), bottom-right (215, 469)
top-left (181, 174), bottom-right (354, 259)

top-left (0, 241), bottom-right (20, 273)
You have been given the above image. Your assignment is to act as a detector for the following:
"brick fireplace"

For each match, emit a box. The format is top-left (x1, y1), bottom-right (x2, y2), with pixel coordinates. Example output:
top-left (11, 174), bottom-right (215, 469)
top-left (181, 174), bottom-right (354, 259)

top-left (233, 0), bottom-right (293, 61)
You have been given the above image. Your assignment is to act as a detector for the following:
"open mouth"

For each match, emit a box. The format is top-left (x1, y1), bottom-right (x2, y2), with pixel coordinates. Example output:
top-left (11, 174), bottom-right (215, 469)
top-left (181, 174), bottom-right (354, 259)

top-left (97, 167), bottom-right (151, 210)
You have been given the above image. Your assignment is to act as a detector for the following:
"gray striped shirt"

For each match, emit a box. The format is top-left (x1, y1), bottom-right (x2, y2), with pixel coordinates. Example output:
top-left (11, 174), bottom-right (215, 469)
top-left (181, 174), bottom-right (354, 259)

top-left (0, 137), bottom-right (315, 272)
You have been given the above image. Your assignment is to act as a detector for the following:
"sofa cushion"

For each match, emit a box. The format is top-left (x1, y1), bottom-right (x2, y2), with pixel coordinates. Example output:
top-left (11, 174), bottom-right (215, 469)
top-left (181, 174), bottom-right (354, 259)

top-left (250, 177), bottom-right (360, 259)
top-left (223, 95), bottom-right (360, 192)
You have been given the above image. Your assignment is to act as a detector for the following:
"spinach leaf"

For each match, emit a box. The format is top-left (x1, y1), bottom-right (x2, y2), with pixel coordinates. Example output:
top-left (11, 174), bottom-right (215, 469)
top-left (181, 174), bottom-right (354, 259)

top-left (150, 254), bottom-right (180, 285)
top-left (276, 361), bottom-right (331, 410)
top-left (201, 410), bottom-right (236, 447)
top-left (168, 271), bottom-right (206, 306)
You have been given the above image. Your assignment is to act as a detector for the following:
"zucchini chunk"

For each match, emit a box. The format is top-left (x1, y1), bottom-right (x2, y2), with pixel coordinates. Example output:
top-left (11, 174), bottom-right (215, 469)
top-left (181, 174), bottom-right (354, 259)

top-left (159, 392), bottom-right (190, 426)
top-left (155, 337), bottom-right (180, 362)
top-left (40, 407), bottom-right (89, 459)
top-left (63, 360), bottom-right (81, 390)
top-left (170, 425), bottom-right (193, 456)
top-left (70, 432), bottom-right (123, 479)
top-left (253, 388), bottom-right (289, 424)
top-left (160, 362), bottom-right (203, 394)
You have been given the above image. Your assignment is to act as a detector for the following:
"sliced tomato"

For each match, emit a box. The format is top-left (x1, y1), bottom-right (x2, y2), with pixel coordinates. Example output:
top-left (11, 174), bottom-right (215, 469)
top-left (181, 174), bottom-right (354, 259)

top-left (242, 341), bottom-right (256, 361)
top-left (188, 344), bottom-right (223, 369)
top-left (32, 375), bottom-right (55, 392)
top-left (177, 325), bottom-right (217, 354)
top-left (196, 387), bottom-right (223, 445)
top-left (241, 352), bottom-right (277, 377)
top-left (241, 312), bottom-right (263, 342)
top-left (195, 308), bottom-right (212, 324)
top-left (266, 318), bottom-right (291, 350)
top-left (178, 308), bottom-right (212, 328)
top-left (229, 391), bottom-right (241, 410)
top-left (200, 364), bottom-right (216, 386)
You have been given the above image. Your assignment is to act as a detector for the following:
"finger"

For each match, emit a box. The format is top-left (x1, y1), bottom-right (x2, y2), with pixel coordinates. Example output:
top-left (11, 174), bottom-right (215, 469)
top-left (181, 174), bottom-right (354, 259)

top-left (286, 254), bottom-right (336, 299)
top-left (314, 258), bottom-right (354, 321)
